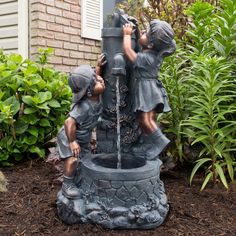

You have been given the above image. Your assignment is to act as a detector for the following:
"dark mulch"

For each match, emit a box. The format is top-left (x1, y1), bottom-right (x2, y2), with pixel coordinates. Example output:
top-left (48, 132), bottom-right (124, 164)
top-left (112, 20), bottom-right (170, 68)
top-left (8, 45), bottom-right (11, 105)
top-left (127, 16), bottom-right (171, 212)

top-left (0, 158), bottom-right (236, 236)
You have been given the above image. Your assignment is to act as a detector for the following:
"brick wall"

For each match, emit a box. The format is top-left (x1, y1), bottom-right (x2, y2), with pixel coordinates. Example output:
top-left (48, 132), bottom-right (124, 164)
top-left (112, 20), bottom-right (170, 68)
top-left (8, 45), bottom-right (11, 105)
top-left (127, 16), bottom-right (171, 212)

top-left (30, 0), bottom-right (101, 72)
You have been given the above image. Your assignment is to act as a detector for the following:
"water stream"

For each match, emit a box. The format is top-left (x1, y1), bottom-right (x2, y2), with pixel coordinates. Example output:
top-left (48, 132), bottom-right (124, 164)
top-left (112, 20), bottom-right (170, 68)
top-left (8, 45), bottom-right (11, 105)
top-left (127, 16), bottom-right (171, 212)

top-left (116, 76), bottom-right (121, 169)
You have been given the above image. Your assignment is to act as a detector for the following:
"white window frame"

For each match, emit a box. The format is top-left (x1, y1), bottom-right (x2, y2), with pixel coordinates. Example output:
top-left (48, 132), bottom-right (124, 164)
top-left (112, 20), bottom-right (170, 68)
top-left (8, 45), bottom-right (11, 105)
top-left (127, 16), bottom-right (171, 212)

top-left (18, 0), bottom-right (28, 58)
top-left (81, 0), bottom-right (103, 40)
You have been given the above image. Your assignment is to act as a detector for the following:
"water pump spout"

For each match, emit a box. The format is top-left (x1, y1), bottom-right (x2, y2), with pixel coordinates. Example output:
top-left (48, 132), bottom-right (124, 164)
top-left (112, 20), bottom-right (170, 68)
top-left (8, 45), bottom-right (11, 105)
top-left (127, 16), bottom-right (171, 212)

top-left (111, 53), bottom-right (126, 76)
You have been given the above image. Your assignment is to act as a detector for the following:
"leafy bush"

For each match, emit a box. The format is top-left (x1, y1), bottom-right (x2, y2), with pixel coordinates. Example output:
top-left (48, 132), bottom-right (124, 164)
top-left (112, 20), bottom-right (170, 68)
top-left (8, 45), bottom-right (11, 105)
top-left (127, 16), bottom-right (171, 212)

top-left (160, 0), bottom-right (236, 189)
top-left (160, 49), bottom-right (191, 163)
top-left (0, 48), bottom-right (71, 166)
top-left (118, 0), bottom-right (219, 39)
top-left (182, 55), bottom-right (236, 190)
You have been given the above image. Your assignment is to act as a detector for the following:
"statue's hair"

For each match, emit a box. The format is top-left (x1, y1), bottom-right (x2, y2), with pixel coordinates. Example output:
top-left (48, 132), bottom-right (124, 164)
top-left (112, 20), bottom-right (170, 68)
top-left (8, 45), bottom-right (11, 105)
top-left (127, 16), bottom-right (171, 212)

top-left (148, 20), bottom-right (176, 57)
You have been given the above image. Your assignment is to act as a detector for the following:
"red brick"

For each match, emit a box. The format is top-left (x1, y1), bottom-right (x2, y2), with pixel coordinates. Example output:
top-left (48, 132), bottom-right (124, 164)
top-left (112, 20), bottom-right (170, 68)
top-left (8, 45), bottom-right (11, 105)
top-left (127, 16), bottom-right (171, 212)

top-left (55, 32), bottom-right (70, 41)
top-left (63, 11), bottom-right (77, 20)
top-left (70, 51), bottom-right (84, 59)
top-left (70, 20), bottom-right (80, 28)
top-left (43, 30), bottom-right (55, 39)
top-left (47, 6), bottom-right (62, 16)
top-left (64, 0), bottom-right (78, 4)
top-left (63, 58), bottom-right (77, 65)
top-left (95, 41), bottom-right (101, 47)
top-left (55, 49), bottom-right (70, 57)
top-left (30, 47), bottom-right (39, 54)
top-left (55, 0), bottom-right (70, 10)
top-left (30, 20), bottom-right (38, 29)
top-left (91, 46), bottom-right (101, 54)
top-left (77, 59), bottom-right (89, 66)
top-left (54, 65), bottom-right (71, 73)
top-left (85, 39), bottom-right (95, 46)
top-left (47, 23), bottom-right (63, 32)
top-left (63, 26), bottom-right (78, 35)
top-left (47, 40), bottom-right (63, 48)
top-left (64, 42), bottom-right (77, 50)
top-left (55, 16), bottom-right (70, 26)
top-left (71, 36), bottom-right (84, 44)
top-left (38, 21), bottom-right (47, 29)
top-left (31, 37), bottom-right (46, 46)
top-left (49, 56), bottom-right (63, 64)
top-left (32, 12), bottom-right (55, 22)
top-left (70, 5), bottom-right (80, 13)
top-left (78, 45), bottom-right (92, 53)
top-left (35, 0), bottom-right (54, 6)
top-left (84, 53), bottom-right (97, 60)
top-left (31, 3), bottom-right (46, 13)
top-left (30, 29), bottom-right (38, 37)
top-left (32, 29), bottom-right (53, 38)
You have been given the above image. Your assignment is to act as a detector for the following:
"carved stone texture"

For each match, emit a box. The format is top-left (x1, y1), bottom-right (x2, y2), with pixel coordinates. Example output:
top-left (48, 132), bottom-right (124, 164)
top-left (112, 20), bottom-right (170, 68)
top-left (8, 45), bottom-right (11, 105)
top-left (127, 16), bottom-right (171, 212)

top-left (96, 11), bottom-right (140, 153)
top-left (57, 153), bottom-right (169, 229)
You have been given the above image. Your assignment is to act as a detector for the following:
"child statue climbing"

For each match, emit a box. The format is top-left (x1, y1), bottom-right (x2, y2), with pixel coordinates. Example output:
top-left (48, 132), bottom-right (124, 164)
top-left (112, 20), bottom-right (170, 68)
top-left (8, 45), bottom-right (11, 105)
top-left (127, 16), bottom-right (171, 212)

top-left (57, 55), bottom-right (106, 199)
top-left (122, 19), bottom-right (176, 160)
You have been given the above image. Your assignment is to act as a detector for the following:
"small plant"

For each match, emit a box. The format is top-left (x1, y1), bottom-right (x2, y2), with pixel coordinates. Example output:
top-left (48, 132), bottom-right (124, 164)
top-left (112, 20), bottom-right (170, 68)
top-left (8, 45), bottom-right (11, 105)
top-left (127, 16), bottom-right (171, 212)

top-left (160, 48), bottom-right (191, 163)
top-left (0, 49), bottom-right (71, 166)
top-left (181, 0), bottom-right (236, 190)
top-left (182, 55), bottom-right (236, 190)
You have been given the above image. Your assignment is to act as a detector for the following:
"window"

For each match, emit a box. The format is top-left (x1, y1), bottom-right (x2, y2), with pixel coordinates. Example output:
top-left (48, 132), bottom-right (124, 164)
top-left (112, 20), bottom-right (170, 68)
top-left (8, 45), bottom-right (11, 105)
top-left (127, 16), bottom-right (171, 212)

top-left (81, 0), bottom-right (126, 40)
top-left (81, 0), bottom-right (103, 40)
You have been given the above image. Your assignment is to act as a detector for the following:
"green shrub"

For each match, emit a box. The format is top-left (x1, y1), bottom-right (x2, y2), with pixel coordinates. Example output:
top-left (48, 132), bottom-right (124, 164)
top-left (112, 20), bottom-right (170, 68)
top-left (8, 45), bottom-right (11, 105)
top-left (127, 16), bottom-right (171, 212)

top-left (181, 0), bottom-right (236, 190)
top-left (160, 0), bottom-right (236, 189)
top-left (0, 48), bottom-right (71, 166)
top-left (182, 55), bottom-right (236, 190)
top-left (118, 0), bottom-right (219, 39)
top-left (160, 49), bottom-right (191, 163)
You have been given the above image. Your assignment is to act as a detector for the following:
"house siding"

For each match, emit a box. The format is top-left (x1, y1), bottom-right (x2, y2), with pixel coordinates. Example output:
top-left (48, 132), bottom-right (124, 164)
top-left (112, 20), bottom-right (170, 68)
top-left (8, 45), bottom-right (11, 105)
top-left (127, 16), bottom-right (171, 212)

top-left (0, 0), bottom-right (18, 53)
top-left (29, 0), bottom-right (101, 72)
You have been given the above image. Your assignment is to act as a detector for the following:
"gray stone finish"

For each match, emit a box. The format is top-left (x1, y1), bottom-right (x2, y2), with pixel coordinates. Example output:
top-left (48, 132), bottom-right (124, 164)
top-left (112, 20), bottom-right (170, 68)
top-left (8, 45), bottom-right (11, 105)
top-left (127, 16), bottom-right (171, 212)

top-left (57, 154), bottom-right (169, 229)
top-left (57, 10), bottom-right (170, 229)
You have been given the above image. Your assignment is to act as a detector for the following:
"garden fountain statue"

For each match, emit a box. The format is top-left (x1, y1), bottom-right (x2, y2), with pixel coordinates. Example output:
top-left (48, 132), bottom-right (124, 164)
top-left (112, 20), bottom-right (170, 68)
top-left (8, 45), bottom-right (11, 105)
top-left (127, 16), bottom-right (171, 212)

top-left (57, 10), bottom-right (172, 229)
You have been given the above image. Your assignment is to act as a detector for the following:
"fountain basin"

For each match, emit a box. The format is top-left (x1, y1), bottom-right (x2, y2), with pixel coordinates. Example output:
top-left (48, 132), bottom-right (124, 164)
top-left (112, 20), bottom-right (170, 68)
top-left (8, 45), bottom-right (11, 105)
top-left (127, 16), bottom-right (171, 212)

top-left (57, 153), bottom-right (169, 229)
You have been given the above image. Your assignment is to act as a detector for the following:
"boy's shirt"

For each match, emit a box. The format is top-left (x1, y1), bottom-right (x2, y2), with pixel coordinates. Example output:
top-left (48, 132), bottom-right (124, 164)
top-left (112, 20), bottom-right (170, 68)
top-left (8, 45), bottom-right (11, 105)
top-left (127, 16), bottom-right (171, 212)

top-left (69, 99), bottom-right (102, 144)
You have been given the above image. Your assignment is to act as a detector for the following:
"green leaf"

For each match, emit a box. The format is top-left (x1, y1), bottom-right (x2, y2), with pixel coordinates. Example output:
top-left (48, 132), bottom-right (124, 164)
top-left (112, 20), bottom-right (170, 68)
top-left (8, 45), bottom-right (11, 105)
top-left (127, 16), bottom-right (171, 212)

top-left (22, 136), bottom-right (37, 145)
top-left (225, 156), bottom-right (234, 181)
top-left (24, 107), bottom-right (37, 114)
top-left (9, 53), bottom-right (23, 64)
top-left (37, 91), bottom-right (52, 103)
top-left (200, 172), bottom-right (213, 191)
top-left (4, 96), bottom-right (20, 115)
top-left (22, 114), bottom-right (40, 125)
top-left (15, 119), bottom-right (28, 134)
top-left (190, 158), bottom-right (212, 185)
top-left (39, 118), bottom-right (51, 127)
top-left (29, 146), bottom-right (45, 157)
top-left (36, 103), bottom-right (50, 110)
top-left (48, 99), bottom-right (61, 108)
top-left (22, 96), bottom-right (34, 106)
top-left (14, 155), bottom-right (23, 161)
top-left (27, 127), bottom-right (38, 137)
top-left (191, 135), bottom-right (208, 145)
top-left (214, 163), bottom-right (228, 189)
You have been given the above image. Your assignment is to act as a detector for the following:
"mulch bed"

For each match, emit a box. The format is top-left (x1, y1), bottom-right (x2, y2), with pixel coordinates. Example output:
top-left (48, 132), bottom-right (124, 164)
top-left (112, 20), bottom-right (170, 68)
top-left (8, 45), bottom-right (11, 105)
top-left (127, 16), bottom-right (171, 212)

top-left (0, 158), bottom-right (236, 236)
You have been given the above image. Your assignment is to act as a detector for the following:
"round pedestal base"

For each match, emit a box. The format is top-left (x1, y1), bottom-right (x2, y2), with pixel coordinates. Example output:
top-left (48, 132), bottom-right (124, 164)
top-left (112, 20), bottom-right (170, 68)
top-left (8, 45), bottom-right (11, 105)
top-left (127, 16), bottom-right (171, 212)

top-left (57, 153), bottom-right (169, 229)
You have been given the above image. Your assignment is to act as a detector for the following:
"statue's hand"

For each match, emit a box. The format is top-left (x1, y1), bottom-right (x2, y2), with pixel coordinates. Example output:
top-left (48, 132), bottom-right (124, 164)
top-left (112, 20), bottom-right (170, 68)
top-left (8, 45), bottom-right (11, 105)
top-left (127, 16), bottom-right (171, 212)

top-left (69, 140), bottom-right (81, 158)
top-left (123, 23), bottom-right (133, 36)
top-left (97, 53), bottom-right (107, 67)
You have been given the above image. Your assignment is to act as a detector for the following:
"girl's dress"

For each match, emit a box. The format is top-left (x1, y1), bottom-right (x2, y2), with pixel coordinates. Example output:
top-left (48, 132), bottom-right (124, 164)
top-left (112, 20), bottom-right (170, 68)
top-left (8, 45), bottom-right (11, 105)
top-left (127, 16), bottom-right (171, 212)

top-left (132, 51), bottom-right (171, 113)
